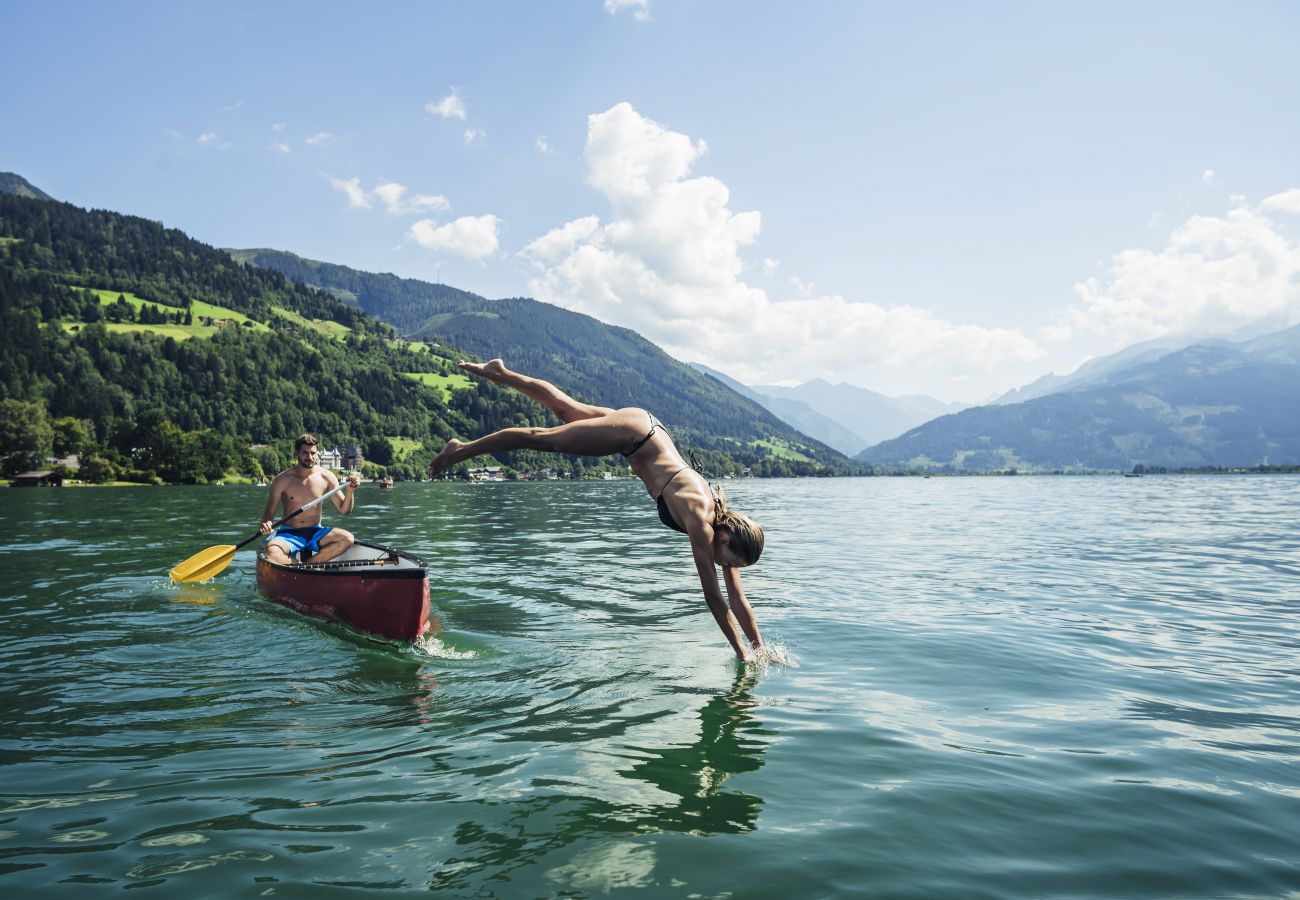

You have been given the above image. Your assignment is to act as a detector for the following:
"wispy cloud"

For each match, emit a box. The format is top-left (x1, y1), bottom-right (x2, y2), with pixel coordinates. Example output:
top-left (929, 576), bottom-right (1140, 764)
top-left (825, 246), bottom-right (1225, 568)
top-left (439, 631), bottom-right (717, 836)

top-left (464, 128), bottom-right (485, 145)
top-left (305, 132), bottom-right (333, 146)
top-left (426, 88), bottom-right (467, 120)
top-left (605, 0), bottom-right (652, 22)
top-left (271, 141), bottom-right (291, 155)
top-left (197, 132), bottom-right (232, 150)
top-left (1201, 169), bottom-right (1217, 185)
top-left (327, 176), bottom-right (450, 214)
top-left (373, 182), bottom-right (450, 215)
top-left (521, 102), bottom-right (1041, 387)
top-left (536, 136), bottom-right (553, 155)
top-left (327, 175), bottom-right (373, 209)
top-left (788, 276), bottom-right (815, 298)
top-left (409, 215), bottom-right (500, 260)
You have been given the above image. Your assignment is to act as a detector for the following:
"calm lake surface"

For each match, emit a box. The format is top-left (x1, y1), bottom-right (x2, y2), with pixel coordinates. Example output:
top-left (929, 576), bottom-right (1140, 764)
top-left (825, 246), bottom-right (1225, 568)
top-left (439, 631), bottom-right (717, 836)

top-left (1, 476), bottom-right (1298, 897)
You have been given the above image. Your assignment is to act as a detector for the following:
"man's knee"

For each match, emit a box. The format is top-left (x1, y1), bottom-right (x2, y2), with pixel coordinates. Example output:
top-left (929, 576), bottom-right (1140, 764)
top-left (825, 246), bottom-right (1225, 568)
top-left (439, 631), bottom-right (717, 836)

top-left (326, 529), bottom-right (354, 548)
top-left (265, 542), bottom-right (292, 563)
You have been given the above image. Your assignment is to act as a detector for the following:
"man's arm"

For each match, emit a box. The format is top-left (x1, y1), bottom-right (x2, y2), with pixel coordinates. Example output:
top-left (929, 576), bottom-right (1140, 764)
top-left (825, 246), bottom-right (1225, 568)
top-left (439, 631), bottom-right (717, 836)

top-left (688, 526), bottom-right (752, 661)
top-left (331, 471), bottom-right (360, 514)
top-left (259, 479), bottom-right (285, 535)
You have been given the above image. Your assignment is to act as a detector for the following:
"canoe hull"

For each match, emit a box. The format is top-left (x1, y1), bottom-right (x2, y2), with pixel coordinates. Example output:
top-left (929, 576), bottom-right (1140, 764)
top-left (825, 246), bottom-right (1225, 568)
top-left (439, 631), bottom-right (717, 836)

top-left (255, 540), bottom-right (433, 642)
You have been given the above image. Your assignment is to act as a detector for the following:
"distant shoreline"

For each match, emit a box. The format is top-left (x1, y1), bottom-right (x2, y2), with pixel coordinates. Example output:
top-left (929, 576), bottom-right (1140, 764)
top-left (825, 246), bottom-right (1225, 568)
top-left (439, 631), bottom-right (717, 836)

top-left (6, 466), bottom-right (1300, 489)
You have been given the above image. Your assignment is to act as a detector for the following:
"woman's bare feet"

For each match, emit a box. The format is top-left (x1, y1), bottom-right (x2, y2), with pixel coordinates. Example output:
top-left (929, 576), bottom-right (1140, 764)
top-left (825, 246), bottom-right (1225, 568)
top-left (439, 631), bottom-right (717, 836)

top-left (427, 439), bottom-right (466, 478)
top-left (458, 358), bottom-right (510, 383)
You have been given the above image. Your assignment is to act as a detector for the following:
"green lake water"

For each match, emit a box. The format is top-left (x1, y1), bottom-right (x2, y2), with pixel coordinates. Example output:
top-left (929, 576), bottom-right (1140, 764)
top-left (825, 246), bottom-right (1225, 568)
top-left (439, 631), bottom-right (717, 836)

top-left (1, 476), bottom-right (1298, 897)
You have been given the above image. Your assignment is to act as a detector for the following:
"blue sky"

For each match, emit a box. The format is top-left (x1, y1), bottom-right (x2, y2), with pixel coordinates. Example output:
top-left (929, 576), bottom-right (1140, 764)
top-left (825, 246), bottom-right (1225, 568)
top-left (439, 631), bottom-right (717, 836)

top-left (5, 1), bottom-right (1300, 401)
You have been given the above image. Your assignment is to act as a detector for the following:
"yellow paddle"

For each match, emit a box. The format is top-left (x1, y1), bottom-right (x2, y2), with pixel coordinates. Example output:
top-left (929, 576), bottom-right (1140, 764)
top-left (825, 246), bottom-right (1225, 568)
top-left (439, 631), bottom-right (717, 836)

top-left (169, 482), bottom-right (349, 583)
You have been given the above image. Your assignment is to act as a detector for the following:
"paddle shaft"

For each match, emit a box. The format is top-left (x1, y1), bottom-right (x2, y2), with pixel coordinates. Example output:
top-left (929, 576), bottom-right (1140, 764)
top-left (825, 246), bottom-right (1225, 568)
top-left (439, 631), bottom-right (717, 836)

top-left (237, 481), bottom-right (351, 551)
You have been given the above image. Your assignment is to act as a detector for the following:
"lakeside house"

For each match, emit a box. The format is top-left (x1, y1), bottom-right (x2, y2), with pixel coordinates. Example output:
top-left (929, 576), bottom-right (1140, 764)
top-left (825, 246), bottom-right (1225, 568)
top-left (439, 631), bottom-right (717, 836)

top-left (319, 445), bottom-right (364, 472)
top-left (468, 466), bottom-right (506, 483)
top-left (13, 471), bottom-right (64, 487)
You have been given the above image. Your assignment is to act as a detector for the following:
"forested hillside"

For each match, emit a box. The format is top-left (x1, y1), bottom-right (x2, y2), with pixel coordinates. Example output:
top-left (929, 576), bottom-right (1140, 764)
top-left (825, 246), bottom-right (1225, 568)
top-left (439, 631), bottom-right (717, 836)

top-left (0, 193), bottom-right (577, 482)
top-left (0, 189), bottom-right (859, 483)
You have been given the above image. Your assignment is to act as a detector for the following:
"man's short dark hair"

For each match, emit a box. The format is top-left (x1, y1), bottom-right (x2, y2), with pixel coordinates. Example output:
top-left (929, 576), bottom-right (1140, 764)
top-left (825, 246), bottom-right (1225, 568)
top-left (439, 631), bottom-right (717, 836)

top-left (295, 433), bottom-right (319, 451)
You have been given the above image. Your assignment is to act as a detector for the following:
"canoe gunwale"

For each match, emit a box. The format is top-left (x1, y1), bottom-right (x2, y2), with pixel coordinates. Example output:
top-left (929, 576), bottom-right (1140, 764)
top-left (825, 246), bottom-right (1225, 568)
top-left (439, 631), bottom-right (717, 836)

top-left (255, 539), bottom-right (426, 578)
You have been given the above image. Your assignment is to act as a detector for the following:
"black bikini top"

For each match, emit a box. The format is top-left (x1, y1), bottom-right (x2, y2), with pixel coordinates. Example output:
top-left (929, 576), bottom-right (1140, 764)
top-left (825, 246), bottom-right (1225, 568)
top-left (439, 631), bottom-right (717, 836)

top-left (656, 493), bottom-right (688, 534)
top-left (653, 460), bottom-right (707, 534)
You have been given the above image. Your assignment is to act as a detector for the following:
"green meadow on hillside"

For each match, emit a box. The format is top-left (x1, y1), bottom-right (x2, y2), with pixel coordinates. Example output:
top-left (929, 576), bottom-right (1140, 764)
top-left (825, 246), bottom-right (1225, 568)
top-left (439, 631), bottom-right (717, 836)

top-left (88, 288), bottom-right (267, 328)
top-left (753, 437), bottom-right (814, 462)
top-left (270, 305), bottom-right (352, 339)
top-left (401, 370), bottom-right (474, 402)
top-left (57, 288), bottom-right (275, 340)
top-left (388, 437), bottom-right (424, 460)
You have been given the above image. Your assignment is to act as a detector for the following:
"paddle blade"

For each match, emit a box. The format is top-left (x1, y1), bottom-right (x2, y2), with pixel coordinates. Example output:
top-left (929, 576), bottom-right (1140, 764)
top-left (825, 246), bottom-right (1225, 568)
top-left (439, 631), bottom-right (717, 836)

top-left (170, 545), bottom-right (237, 583)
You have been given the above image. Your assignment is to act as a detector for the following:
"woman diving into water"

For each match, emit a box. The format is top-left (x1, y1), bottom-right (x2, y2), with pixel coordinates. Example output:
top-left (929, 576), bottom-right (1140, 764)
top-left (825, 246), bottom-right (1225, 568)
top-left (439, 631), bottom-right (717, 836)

top-left (427, 359), bottom-right (766, 662)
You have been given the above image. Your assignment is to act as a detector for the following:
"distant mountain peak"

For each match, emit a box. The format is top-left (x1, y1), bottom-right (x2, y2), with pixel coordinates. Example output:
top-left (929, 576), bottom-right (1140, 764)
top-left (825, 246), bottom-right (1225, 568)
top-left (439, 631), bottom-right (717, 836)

top-left (0, 172), bottom-right (55, 201)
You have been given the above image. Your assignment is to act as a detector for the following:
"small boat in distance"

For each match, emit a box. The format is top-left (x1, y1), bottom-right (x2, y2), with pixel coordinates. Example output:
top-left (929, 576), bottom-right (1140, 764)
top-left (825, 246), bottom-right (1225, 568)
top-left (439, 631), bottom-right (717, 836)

top-left (255, 540), bottom-right (434, 641)
top-left (379, 477), bottom-right (394, 489)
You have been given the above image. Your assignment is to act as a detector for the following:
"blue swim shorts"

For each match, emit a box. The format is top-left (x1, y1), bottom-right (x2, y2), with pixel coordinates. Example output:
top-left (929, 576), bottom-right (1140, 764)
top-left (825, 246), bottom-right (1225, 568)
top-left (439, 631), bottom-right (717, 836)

top-left (266, 525), bottom-right (334, 558)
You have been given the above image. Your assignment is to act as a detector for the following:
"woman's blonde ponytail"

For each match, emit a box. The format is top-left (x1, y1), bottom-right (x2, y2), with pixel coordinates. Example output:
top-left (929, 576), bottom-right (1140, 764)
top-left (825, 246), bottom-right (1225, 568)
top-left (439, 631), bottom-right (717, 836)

top-left (710, 483), bottom-right (765, 565)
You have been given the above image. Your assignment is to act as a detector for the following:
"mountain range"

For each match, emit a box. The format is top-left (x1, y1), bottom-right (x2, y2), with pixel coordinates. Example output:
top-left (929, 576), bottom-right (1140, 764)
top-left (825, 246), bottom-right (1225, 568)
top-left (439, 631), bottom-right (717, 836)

top-left (689, 364), bottom-right (966, 456)
top-left (859, 327), bottom-right (1300, 471)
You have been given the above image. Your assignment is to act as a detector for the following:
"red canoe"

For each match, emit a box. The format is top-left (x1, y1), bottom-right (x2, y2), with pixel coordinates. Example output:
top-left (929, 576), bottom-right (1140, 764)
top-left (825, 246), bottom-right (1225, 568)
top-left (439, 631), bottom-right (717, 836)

top-left (255, 539), bottom-right (434, 641)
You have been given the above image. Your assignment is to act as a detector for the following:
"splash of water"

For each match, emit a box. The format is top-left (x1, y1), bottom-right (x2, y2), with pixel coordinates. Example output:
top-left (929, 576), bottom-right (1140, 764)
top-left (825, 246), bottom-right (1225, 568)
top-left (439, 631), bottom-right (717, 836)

top-left (415, 633), bottom-right (478, 660)
top-left (751, 639), bottom-right (798, 670)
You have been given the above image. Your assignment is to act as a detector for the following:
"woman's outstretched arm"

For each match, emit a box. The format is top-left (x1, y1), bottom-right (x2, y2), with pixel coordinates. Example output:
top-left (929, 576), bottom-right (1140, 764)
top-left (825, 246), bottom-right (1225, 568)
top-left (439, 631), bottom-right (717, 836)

top-left (689, 530), bottom-right (753, 662)
top-left (722, 565), bottom-right (763, 651)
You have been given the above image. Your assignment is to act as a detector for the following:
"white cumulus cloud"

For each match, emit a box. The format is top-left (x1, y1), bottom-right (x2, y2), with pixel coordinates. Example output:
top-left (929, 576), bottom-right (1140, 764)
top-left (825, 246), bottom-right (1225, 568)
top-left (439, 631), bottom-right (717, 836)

top-left (409, 215), bottom-right (500, 260)
top-left (523, 216), bottom-right (601, 261)
top-left (427, 89), bottom-right (467, 120)
top-left (306, 132), bottom-right (333, 146)
top-left (1261, 188), bottom-right (1300, 215)
top-left (1063, 192), bottom-right (1300, 345)
top-left (521, 102), bottom-right (1042, 387)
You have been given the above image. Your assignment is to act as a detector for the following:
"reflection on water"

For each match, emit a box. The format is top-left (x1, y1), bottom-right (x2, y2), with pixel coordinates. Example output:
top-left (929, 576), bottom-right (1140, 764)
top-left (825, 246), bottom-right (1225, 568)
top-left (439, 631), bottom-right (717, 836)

top-left (1, 478), bottom-right (1299, 896)
top-left (619, 671), bottom-right (768, 835)
top-left (425, 668), bottom-right (774, 893)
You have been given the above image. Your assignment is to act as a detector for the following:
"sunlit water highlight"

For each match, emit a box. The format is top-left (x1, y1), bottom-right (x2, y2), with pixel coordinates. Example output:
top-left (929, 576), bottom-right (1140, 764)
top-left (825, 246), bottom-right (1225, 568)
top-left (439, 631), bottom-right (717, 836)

top-left (1, 476), bottom-right (1298, 896)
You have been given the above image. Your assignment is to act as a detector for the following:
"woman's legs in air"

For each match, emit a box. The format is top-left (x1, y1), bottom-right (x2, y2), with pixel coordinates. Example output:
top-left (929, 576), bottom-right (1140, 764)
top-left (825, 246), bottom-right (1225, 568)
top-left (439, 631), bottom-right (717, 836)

top-left (429, 360), bottom-right (647, 477)
top-left (428, 409), bottom-right (646, 476)
top-left (459, 359), bottom-right (614, 423)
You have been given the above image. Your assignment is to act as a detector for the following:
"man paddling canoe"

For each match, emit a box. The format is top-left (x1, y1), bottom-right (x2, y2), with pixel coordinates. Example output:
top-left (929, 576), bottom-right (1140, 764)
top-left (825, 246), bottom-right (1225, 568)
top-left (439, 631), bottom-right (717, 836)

top-left (260, 433), bottom-right (360, 565)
